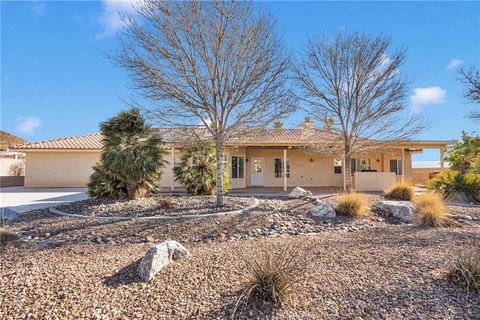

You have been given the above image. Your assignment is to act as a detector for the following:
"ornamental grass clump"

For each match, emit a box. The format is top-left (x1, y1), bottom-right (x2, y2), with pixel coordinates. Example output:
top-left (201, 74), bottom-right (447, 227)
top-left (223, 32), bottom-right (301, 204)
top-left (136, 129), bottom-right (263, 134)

top-left (414, 192), bottom-right (449, 227)
top-left (384, 182), bottom-right (414, 201)
top-left (233, 245), bottom-right (309, 316)
top-left (0, 227), bottom-right (19, 246)
top-left (335, 192), bottom-right (368, 217)
top-left (448, 241), bottom-right (480, 293)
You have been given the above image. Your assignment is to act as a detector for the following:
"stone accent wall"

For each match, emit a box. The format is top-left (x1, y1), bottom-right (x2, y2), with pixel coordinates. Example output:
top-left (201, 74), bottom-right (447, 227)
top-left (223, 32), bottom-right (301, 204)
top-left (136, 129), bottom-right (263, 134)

top-left (0, 176), bottom-right (24, 187)
top-left (409, 167), bottom-right (448, 185)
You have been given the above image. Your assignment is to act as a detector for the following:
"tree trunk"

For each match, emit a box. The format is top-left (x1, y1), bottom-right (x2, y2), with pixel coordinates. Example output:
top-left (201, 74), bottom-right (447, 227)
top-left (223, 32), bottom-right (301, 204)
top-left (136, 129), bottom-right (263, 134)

top-left (215, 146), bottom-right (225, 207)
top-left (344, 140), bottom-right (353, 192)
top-left (344, 154), bottom-right (353, 192)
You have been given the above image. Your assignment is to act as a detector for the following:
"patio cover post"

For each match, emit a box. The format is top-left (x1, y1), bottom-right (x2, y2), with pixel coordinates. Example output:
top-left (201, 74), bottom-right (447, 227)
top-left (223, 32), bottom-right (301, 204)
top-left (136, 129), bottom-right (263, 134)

top-left (401, 147), bottom-right (405, 183)
top-left (283, 148), bottom-right (287, 192)
top-left (440, 148), bottom-right (445, 169)
top-left (171, 147), bottom-right (175, 191)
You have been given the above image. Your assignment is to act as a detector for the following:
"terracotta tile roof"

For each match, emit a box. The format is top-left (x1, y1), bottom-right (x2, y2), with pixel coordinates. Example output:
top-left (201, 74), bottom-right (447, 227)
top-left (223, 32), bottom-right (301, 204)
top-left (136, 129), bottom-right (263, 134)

top-left (10, 128), bottom-right (339, 150)
top-left (10, 133), bottom-right (103, 150)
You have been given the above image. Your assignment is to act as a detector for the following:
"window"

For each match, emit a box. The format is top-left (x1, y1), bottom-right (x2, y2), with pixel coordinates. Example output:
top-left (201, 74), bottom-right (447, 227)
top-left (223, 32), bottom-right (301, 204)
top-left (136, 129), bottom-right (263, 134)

top-left (390, 159), bottom-right (403, 175)
top-left (334, 159), bottom-right (342, 174)
top-left (231, 156), bottom-right (245, 179)
top-left (274, 158), bottom-right (290, 178)
top-left (350, 158), bottom-right (367, 173)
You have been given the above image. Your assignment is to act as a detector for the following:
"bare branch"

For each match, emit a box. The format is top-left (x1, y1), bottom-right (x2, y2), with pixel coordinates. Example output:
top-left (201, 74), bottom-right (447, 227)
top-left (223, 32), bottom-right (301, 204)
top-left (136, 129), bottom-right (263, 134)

top-left (111, 1), bottom-right (297, 206)
top-left (295, 32), bottom-right (427, 190)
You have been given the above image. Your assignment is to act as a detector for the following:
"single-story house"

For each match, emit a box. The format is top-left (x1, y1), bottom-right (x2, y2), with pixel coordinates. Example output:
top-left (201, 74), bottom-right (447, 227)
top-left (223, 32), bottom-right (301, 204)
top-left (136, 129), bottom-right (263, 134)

top-left (10, 118), bottom-right (453, 192)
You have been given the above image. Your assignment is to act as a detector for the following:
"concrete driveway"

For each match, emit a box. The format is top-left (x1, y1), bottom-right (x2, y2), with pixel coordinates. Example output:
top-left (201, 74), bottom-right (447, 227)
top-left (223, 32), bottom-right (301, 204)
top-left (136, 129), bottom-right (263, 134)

top-left (0, 187), bottom-right (88, 215)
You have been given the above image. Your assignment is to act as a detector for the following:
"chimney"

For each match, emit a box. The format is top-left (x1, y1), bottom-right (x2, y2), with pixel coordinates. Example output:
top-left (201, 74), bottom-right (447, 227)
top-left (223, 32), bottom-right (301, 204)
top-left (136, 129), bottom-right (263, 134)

top-left (300, 117), bottom-right (315, 139)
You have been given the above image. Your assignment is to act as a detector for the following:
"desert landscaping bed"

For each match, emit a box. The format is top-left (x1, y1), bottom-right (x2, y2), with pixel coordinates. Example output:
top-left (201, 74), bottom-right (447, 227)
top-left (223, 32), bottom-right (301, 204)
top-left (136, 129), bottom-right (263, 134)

top-left (55, 195), bottom-right (257, 218)
top-left (1, 195), bottom-right (479, 319)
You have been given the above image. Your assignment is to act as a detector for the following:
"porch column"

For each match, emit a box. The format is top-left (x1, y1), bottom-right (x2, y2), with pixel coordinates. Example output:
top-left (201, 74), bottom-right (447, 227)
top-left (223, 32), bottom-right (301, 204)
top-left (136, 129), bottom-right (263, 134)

top-left (283, 148), bottom-right (287, 192)
top-left (171, 147), bottom-right (175, 191)
top-left (401, 148), bottom-right (405, 183)
top-left (440, 148), bottom-right (445, 169)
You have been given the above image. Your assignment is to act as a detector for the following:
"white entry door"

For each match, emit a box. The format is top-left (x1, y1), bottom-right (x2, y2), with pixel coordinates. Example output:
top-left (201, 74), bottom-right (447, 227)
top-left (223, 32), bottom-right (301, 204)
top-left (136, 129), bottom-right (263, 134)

top-left (251, 158), bottom-right (265, 186)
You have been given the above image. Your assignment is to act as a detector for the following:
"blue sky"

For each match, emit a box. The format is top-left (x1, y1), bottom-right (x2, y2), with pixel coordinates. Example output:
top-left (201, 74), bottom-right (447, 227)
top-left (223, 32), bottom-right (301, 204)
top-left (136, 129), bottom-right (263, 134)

top-left (2, 1), bottom-right (479, 161)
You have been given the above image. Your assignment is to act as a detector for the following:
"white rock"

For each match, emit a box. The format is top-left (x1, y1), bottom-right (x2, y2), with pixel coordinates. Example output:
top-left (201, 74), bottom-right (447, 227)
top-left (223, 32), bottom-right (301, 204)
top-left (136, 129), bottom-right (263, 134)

top-left (310, 201), bottom-right (336, 219)
top-left (288, 187), bottom-right (313, 199)
top-left (138, 240), bottom-right (190, 282)
top-left (372, 201), bottom-right (415, 223)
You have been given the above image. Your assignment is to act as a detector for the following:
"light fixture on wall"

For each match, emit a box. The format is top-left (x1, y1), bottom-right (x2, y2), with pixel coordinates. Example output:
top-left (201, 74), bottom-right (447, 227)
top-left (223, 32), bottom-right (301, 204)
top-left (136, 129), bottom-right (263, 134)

top-left (310, 158), bottom-right (314, 162)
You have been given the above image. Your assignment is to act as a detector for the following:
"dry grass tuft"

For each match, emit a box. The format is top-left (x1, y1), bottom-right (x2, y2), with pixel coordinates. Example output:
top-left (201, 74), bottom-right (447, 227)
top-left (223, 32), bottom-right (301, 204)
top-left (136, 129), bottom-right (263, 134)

top-left (414, 193), bottom-right (449, 227)
top-left (384, 182), bottom-right (414, 201)
top-left (233, 244), bottom-right (310, 317)
top-left (153, 196), bottom-right (175, 209)
top-left (448, 241), bottom-right (480, 293)
top-left (0, 227), bottom-right (19, 246)
top-left (335, 193), bottom-right (368, 217)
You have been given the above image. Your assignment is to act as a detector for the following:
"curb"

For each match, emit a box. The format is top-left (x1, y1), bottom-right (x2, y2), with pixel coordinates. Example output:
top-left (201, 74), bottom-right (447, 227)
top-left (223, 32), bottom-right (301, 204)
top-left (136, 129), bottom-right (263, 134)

top-left (49, 197), bottom-right (259, 221)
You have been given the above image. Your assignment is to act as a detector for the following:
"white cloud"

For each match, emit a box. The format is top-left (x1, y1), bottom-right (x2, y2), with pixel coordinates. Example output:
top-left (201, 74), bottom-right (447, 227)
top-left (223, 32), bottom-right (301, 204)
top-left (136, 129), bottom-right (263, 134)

top-left (96, 0), bottom-right (139, 40)
top-left (14, 117), bottom-right (42, 135)
top-left (411, 86), bottom-right (447, 107)
top-left (30, 1), bottom-right (46, 17)
top-left (446, 58), bottom-right (463, 70)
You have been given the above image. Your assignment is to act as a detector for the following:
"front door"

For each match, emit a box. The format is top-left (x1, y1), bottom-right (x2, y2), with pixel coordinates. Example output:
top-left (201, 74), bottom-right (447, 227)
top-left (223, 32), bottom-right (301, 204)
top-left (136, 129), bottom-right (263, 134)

top-left (251, 158), bottom-right (265, 186)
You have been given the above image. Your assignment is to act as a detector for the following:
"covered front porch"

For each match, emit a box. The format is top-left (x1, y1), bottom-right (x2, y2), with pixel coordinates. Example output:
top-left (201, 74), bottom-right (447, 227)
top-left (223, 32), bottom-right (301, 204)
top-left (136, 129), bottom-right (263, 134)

top-left (159, 140), bottom-right (452, 193)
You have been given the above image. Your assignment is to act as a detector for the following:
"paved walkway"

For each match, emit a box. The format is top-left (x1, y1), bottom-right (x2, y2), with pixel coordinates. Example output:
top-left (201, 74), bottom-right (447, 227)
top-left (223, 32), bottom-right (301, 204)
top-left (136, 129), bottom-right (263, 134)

top-left (0, 187), bottom-right (88, 215)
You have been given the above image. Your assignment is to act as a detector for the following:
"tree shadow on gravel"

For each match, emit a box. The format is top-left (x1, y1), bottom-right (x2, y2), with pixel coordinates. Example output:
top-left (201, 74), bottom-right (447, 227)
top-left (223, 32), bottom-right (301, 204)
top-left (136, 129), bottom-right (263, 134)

top-left (103, 258), bottom-right (143, 287)
top-left (189, 288), bottom-right (279, 320)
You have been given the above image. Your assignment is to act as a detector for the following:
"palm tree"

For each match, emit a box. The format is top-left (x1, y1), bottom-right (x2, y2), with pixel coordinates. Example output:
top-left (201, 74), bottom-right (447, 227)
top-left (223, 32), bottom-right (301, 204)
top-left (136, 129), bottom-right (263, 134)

top-left (174, 142), bottom-right (229, 195)
top-left (88, 108), bottom-right (167, 200)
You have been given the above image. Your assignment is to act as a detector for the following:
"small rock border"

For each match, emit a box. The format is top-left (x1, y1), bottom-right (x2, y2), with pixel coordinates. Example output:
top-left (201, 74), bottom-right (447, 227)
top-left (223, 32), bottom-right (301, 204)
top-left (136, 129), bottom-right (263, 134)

top-left (49, 198), bottom-right (260, 221)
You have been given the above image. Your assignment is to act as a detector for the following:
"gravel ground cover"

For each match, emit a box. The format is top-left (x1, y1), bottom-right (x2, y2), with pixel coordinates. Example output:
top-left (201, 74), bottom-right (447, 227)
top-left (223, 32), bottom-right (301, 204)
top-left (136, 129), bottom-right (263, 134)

top-left (55, 195), bottom-right (256, 217)
top-left (1, 195), bottom-right (479, 319)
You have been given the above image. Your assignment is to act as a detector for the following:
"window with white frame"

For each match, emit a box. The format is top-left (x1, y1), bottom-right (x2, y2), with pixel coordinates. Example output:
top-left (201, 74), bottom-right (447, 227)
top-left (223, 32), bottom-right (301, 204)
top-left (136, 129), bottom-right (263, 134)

top-left (389, 159), bottom-right (403, 175)
top-left (231, 156), bottom-right (245, 179)
top-left (334, 159), bottom-right (342, 174)
top-left (274, 158), bottom-right (290, 178)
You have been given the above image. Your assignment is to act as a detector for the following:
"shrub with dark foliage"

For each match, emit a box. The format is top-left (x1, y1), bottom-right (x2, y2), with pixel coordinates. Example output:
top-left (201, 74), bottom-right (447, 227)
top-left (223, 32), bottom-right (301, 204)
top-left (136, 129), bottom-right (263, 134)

top-left (174, 142), bottom-right (229, 195)
top-left (88, 108), bottom-right (167, 200)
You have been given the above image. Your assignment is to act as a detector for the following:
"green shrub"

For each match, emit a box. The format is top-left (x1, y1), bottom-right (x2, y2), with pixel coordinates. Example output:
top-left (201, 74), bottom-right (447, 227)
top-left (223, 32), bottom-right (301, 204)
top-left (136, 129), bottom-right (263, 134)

top-left (335, 193), bottom-right (368, 217)
top-left (427, 170), bottom-right (480, 203)
top-left (414, 193), bottom-right (449, 227)
top-left (88, 108), bottom-right (168, 200)
top-left (448, 242), bottom-right (480, 293)
top-left (174, 142), bottom-right (229, 195)
top-left (384, 182), bottom-right (414, 201)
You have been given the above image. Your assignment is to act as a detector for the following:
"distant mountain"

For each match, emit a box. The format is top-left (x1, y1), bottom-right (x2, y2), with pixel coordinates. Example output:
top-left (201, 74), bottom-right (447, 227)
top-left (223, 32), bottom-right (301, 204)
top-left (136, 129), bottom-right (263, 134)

top-left (0, 131), bottom-right (26, 150)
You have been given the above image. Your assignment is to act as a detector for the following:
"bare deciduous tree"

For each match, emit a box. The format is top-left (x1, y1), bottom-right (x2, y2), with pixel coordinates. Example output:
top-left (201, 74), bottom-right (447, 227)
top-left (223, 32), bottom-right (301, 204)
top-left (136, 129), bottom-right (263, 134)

top-left (458, 66), bottom-right (480, 121)
top-left (295, 32), bottom-right (426, 191)
top-left (112, 1), bottom-right (296, 206)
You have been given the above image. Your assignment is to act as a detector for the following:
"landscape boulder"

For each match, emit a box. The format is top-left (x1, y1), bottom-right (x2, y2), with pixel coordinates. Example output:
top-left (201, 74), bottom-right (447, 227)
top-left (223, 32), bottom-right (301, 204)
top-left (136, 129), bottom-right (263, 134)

top-left (288, 187), bottom-right (313, 199)
top-left (138, 240), bottom-right (190, 282)
top-left (310, 201), bottom-right (336, 219)
top-left (372, 201), bottom-right (415, 223)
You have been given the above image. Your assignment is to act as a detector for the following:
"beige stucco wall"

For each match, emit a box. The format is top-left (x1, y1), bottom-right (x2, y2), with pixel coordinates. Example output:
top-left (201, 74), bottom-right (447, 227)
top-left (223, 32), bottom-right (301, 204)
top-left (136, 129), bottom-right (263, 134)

top-left (409, 167), bottom-right (448, 185)
top-left (354, 172), bottom-right (397, 191)
top-left (245, 148), bottom-right (344, 187)
top-left (22, 147), bottom-right (415, 190)
top-left (24, 151), bottom-right (100, 187)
